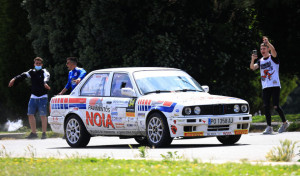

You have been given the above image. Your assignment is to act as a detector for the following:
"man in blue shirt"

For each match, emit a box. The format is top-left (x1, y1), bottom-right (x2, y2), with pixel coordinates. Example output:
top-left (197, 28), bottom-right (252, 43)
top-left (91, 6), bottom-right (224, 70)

top-left (58, 57), bottom-right (86, 95)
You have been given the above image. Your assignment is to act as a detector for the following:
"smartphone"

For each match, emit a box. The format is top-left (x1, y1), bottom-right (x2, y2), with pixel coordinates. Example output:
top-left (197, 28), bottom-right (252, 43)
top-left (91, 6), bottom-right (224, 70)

top-left (252, 50), bottom-right (257, 56)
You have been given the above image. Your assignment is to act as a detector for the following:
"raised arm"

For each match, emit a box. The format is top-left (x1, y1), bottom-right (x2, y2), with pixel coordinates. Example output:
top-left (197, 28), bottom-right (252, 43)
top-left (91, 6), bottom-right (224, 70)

top-left (263, 36), bottom-right (277, 58)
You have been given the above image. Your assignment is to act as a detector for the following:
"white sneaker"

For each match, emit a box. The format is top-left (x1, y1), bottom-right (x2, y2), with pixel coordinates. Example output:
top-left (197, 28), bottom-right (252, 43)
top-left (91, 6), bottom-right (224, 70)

top-left (278, 121), bottom-right (290, 133)
top-left (263, 126), bottom-right (274, 134)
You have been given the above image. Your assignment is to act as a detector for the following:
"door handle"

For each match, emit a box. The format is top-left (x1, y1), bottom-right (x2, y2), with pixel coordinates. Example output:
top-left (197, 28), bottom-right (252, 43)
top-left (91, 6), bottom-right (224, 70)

top-left (107, 101), bottom-right (112, 104)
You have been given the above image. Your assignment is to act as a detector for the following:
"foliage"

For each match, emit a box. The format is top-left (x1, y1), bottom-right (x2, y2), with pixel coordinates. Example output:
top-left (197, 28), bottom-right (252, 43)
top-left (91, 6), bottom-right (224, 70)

top-left (252, 114), bottom-right (300, 123)
top-left (254, 0), bottom-right (300, 77)
top-left (160, 151), bottom-right (182, 161)
top-left (0, 0), bottom-right (299, 124)
top-left (138, 146), bottom-right (149, 158)
top-left (283, 84), bottom-right (300, 114)
top-left (1, 157), bottom-right (300, 175)
top-left (266, 139), bottom-right (298, 162)
top-left (0, 0), bottom-right (34, 124)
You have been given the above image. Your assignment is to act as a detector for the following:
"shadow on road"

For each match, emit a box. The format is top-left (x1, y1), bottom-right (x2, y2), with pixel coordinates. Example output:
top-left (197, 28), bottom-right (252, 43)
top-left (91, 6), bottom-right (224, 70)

top-left (48, 143), bottom-right (249, 150)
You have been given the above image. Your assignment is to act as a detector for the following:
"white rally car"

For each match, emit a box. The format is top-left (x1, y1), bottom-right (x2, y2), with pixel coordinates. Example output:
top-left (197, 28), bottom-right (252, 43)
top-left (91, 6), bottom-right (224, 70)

top-left (48, 67), bottom-right (252, 148)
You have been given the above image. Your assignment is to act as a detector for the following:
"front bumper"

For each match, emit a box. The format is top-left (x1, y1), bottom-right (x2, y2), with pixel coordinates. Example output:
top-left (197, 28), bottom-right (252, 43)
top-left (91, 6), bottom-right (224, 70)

top-left (169, 114), bottom-right (252, 137)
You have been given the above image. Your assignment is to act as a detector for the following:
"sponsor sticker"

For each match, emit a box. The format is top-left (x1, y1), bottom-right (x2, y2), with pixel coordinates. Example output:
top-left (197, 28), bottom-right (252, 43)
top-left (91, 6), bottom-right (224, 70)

top-left (137, 113), bottom-right (145, 118)
top-left (126, 112), bottom-right (135, 117)
top-left (184, 131), bottom-right (204, 137)
top-left (234, 129), bottom-right (248, 135)
top-left (223, 132), bottom-right (233, 135)
top-left (207, 132), bottom-right (217, 136)
top-left (171, 125), bottom-right (177, 134)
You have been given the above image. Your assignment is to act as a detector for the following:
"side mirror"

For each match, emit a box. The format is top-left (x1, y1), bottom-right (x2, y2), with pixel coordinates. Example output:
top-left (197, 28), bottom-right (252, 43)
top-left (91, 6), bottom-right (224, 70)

top-left (202, 85), bottom-right (209, 93)
top-left (121, 88), bottom-right (137, 97)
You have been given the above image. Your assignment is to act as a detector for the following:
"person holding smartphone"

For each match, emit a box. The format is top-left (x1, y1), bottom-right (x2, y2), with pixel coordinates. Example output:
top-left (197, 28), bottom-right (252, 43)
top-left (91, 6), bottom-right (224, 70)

top-left (250, 36), bottom-right (289, 134)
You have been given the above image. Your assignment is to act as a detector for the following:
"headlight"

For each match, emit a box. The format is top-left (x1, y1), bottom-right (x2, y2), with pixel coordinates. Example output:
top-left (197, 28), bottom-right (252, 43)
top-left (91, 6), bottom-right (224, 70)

top-left (184, 107), bottom-right (192, 115)
top-left (194, 106), bottom-right (201, 115)
top-left (233, 105), bottom-right (240, 113)
top-left (241, 105), bottom-right (248, 112)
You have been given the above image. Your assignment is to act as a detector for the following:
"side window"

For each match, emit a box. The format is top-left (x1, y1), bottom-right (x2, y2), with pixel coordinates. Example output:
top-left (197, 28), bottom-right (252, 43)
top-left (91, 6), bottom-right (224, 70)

top-left (81, 73), bottom-right (109, 96)
top-left (111, 73), bottom-right (133, 97)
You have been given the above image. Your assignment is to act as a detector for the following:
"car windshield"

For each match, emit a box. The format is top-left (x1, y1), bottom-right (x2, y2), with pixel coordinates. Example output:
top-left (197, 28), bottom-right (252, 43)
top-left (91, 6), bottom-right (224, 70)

top-left (133, 70), bottom-right (204, 95)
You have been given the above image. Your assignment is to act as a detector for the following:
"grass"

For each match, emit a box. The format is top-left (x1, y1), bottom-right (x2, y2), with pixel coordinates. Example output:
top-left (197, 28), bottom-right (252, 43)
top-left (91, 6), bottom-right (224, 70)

top-left (0, 158), bottom-right (299, 176)
top-left (266, 139), bottom-right (298, 162)
top-left (252, 114), bottom-right (300, 123)
top-left (252, 114), bottom-right (300, 132)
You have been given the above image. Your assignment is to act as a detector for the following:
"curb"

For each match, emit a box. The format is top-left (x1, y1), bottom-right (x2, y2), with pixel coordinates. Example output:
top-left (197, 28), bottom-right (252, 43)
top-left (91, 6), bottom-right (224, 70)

top-left (250, 122), bottom-right (300, 132)
top-left (0, 133), bottom-right (25, 139)
top-left (0, 122), bottom-right (298, 139)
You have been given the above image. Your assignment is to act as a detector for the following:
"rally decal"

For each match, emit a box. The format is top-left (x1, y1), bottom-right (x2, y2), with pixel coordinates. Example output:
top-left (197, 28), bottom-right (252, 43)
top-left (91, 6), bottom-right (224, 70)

top-left (51, 98), bottom-right (87, 110)
top-left (137, 99), bottom-right (177, 113)
top-left (184, 131), bottom-right (204, 137)
top-left (234, 129), bottom-right (248, 135)
top-left (171, 125), bottom-right (177, 134)
top-left (125, 98), bottom-right (136, 117)
top-left (86, 98), bottom-right (114, 129)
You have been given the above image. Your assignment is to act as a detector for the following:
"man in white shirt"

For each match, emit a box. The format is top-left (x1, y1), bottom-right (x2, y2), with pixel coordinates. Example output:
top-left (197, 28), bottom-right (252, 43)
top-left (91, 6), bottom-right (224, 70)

top-left (250, 36), bottom-right (289, 134)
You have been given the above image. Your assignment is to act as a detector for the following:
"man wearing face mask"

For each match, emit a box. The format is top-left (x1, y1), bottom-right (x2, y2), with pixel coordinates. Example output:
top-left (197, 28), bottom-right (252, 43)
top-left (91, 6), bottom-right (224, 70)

top-left (8, 57), bottom-right (51, 139)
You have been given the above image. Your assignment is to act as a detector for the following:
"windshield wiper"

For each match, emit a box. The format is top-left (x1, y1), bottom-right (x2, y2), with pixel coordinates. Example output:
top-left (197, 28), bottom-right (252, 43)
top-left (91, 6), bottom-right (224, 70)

top-left (175, 89), bottom-right (202, 92)
top-left (144, 90), bottom-right (171, 95)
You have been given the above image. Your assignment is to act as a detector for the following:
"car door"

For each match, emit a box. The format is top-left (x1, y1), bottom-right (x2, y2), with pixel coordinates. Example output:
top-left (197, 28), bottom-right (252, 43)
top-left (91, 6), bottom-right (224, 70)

top-left (109, 72), bottom-right (139, 135)
top-left (80, 72), bottom-right (116, 135)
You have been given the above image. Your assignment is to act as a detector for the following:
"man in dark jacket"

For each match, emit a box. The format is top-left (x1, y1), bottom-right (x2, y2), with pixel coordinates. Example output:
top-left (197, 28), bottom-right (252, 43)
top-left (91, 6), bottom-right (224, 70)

top-left (8, 57), bottom-right (51, 139)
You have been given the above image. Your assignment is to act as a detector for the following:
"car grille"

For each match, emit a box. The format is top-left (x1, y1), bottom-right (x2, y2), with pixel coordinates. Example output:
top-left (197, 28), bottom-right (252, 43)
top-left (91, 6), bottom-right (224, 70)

top-left (200, 104), bottom-right (235, 115)
top-left (207, 125), bottom-right (230, 131)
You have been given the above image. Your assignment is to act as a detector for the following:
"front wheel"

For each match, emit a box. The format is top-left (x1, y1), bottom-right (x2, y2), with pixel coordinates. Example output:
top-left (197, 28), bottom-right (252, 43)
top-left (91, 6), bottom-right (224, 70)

top-left (217, 135), bottom-right (241, 145)
top-left (65, 115), bottom-right (91, 148)
top-left (146, 112), bottom-right (173, 148)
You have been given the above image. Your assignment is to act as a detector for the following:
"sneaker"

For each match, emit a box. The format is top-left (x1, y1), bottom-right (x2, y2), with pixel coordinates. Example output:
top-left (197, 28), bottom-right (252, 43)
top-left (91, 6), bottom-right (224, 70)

top-left (278, 121), bottom-right (290, 133)
top-left (41, 132), bottom-right (47, 139)
top-left (26, 132), bottom-right (38, 139)
top-left (262, 126), bottom-right (274, 135)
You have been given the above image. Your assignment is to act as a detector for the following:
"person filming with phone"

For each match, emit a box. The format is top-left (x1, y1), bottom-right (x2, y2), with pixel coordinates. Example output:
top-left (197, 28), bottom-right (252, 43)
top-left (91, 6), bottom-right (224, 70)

top-left (250, 36), bottom-right (289, 134)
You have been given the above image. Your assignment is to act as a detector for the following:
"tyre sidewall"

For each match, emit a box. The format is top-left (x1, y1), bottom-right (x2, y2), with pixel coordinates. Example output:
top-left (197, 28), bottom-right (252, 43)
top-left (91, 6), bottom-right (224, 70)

top-left (217, 135), bottom-right (241, 145)
top-left (146, 112), bottom-right (172, 148)
top-left (65, 115), bottom-right (90, 148)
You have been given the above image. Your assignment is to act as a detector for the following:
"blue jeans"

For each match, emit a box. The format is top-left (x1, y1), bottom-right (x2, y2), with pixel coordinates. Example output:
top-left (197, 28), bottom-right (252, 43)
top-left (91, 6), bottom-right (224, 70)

top-left (27, 98), bottom-right (48, 116)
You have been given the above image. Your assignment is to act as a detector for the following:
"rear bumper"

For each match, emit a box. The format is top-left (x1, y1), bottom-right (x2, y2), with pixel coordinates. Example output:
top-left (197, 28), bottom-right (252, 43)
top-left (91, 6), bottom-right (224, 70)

top-left (48, 116), bottom-right (64, 134)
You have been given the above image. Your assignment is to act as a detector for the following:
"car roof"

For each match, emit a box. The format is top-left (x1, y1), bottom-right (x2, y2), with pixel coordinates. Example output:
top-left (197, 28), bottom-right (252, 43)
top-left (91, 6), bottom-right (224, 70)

top-left (92, 67), bottom-right (181, 73)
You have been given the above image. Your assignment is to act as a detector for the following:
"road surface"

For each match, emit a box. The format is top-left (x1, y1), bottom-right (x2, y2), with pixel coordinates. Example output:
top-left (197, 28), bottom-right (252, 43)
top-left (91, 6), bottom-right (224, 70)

top-left (1, 132), bottom-right (300, 162)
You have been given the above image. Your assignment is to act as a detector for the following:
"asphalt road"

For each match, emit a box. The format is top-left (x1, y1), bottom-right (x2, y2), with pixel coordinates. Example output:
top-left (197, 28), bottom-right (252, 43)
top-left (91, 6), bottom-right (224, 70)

top-left (1, 132), bottom-right (300, 162)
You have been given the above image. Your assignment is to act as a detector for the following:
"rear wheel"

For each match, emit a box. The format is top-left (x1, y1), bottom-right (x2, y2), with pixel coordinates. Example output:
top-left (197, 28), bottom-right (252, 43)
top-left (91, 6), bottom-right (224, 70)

top-left (146, 112), bottom-right (173, 148)
top-left (65, 115), bottom-right (91, 148)
top-left (134, 137), bottom-right (149, 146)
top-left (217, 135), bottom-right (241, 145)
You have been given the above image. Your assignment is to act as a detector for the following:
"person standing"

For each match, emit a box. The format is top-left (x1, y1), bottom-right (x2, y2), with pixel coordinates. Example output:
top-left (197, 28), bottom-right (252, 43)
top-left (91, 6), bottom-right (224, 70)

top-left (58, 57), bottom-right (86, 95)
top-left (8, 57), bottom-right (51, 139)
top-left (250, 36), bottom-right (289, 134)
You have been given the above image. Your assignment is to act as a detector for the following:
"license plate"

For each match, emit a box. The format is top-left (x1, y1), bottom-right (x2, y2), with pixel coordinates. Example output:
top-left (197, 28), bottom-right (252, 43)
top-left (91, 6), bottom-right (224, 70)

top-left (209, 117), bottom-right (233, 125)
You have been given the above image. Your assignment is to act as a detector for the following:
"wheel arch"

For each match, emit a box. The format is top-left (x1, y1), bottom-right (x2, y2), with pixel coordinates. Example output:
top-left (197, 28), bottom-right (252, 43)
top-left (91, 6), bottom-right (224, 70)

top-left (64, 113), bottom-right (88, 133)
top-left (146, 110), bottom-right (168, 124)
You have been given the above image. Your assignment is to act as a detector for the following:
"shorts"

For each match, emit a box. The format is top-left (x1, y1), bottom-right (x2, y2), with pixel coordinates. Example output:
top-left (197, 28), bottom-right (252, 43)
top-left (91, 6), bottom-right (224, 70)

top-left (27, 98), bottom-right (48, 116)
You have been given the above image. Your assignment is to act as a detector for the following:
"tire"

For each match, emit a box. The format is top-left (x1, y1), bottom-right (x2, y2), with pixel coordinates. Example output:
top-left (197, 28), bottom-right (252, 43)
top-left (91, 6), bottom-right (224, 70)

top-left (65, 115), bottom-right (91, 148)
top-left (217, 135), bottom-right (241, 145)
top-left (134, 137), bottom-right (149, 146)
top-left (146, 112), bottom-right (173, 148)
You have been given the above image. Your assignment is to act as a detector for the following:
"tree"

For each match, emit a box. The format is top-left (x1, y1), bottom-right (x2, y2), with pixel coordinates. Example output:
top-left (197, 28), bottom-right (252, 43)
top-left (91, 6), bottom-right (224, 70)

top-left (0, 0), bottom-right (34, 124)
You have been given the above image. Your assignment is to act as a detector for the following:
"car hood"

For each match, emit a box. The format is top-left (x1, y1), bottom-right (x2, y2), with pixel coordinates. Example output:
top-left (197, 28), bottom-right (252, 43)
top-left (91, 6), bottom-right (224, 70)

top-left (141, 92), bottom-right (248, 106)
